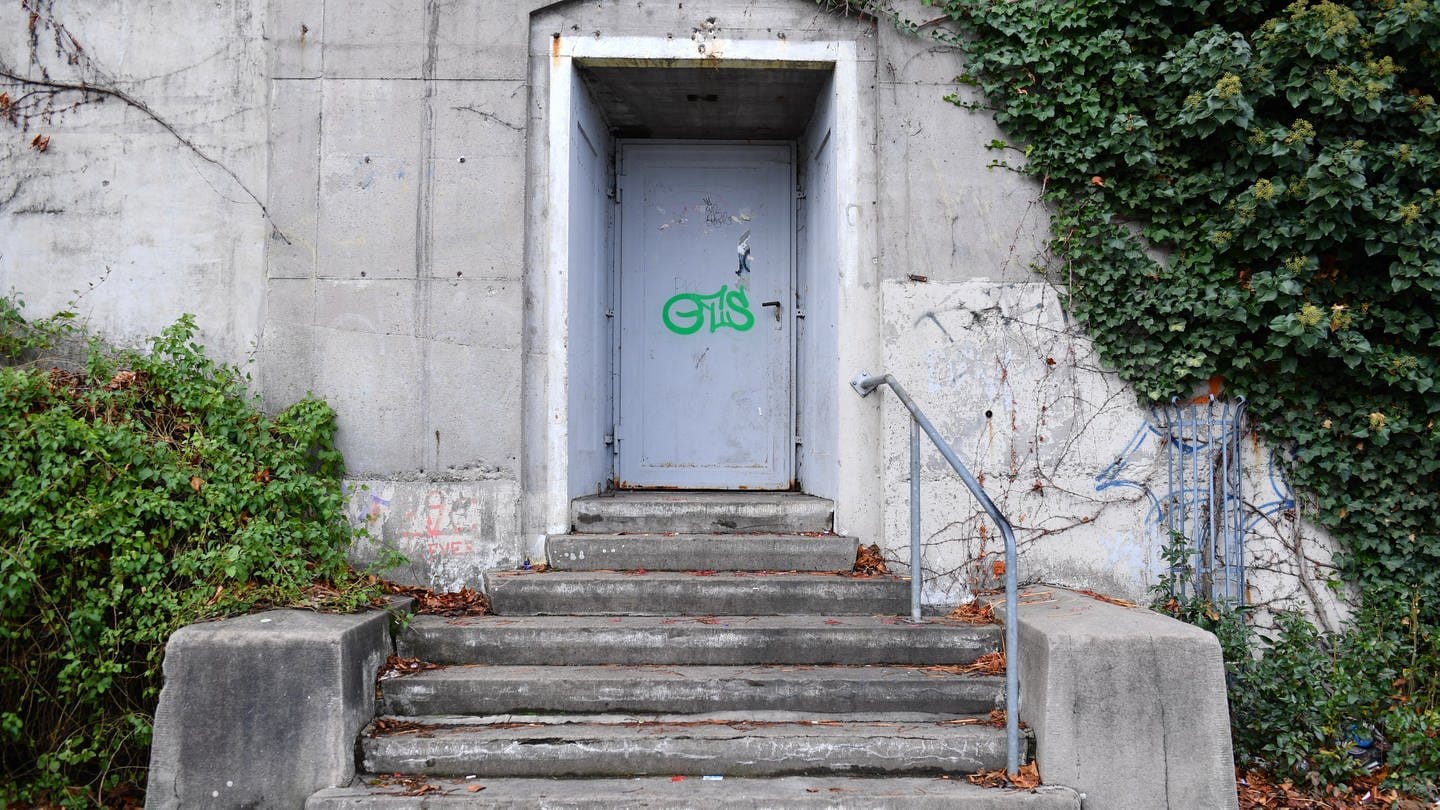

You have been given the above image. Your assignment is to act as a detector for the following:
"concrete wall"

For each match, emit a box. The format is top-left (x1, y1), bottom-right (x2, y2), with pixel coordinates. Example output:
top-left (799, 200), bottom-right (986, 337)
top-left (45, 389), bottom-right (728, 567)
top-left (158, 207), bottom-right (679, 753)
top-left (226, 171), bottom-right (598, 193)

top-left (0, 0), bottom-right (1343, 620)
top-left (0, 1), bottom-right (269, 362)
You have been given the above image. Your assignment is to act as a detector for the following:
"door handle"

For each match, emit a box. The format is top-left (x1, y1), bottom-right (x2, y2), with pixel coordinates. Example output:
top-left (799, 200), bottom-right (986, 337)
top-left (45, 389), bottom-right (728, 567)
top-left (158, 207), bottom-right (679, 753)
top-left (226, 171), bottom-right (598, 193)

top-left (761, 300), bottom-right (782, 322)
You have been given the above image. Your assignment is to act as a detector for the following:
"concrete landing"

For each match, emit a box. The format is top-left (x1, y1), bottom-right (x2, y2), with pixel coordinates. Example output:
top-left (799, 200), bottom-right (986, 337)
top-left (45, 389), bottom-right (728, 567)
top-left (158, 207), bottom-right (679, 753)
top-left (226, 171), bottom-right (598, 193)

top-left (381, 664), bottom-right (1004, 716)
top-left (308, 777), bottom-right (1082, 809)
top-left (485, 570), bottom-right (909, 616)
top-left (398, 614), bottom-right (1000, 666)
top-left (570, 492), bottom-right (833, 534)
top-left (361, 717), bottom-right (1010, 778)
top-left (545, 532), bottom-right (856, 572)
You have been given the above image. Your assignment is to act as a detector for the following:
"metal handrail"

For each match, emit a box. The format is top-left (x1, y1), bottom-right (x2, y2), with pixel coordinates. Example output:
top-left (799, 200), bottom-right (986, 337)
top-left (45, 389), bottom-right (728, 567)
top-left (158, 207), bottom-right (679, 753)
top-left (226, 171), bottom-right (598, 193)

top-left (851, 371), bottom-right (1021, 776)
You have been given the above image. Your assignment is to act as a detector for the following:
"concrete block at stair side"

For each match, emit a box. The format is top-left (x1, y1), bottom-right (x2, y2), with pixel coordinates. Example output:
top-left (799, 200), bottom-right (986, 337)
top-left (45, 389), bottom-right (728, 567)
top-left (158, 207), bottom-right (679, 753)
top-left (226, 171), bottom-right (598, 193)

top-left (995, 587), bottom-right (1239, 810)
top-left (145, 609), bottom-right (390, 810)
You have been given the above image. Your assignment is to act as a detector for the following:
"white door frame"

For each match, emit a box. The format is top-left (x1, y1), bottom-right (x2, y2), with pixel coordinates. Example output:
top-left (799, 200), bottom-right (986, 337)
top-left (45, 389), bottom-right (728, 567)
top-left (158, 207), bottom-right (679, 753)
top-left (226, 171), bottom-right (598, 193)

top-left (537, 34), bottom-right (879, 548)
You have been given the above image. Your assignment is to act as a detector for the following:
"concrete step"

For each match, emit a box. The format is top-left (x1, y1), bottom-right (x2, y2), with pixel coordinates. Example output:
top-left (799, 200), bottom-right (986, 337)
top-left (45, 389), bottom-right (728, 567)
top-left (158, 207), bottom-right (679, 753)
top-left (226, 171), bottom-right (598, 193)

top-left (485, 571), bottom-right (909, 616)
top-left (309, 776), bottom-right (1082, 809)
top-left (398, 615), bottom-right (1000, 666)
top-left (360, 714), bottom-right (1011, 778)
top-left (381, 664), bottom-right (1004, 717)
top-left (570, 492), bottom-right (833, 534)
top-left (546, 532), bottom-right (856, 572)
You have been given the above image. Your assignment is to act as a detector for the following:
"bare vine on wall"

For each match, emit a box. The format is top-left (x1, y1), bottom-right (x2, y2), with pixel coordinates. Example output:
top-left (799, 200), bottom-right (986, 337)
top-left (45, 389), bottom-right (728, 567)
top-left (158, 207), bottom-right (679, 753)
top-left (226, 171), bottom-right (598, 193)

top-left (0, 0), bottom-right (287, 240)
top-left (891, 179), bottom-right (1338, 631)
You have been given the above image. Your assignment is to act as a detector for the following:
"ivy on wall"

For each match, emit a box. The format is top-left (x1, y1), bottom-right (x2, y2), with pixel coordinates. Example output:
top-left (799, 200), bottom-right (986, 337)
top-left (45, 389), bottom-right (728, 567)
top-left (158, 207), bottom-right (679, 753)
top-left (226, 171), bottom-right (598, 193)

top-left (918, 0), bottom-right (1439, 611)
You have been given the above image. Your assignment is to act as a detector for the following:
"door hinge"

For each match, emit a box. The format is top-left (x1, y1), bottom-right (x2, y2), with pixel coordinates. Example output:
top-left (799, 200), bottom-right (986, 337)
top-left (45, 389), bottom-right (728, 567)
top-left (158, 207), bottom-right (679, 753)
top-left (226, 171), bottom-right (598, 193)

top-left (794, 308), bottom-right (806, 320)
top-left (605, 309), bottom-right (615, 319)
top-left (794, 190), bottom-right (807, 200)
top-left (603, 432), bottom-right (615, 446)
top-left (794, 435), bottom-right (804, 446)
top-left (610, 186), bottom-right (622, 204)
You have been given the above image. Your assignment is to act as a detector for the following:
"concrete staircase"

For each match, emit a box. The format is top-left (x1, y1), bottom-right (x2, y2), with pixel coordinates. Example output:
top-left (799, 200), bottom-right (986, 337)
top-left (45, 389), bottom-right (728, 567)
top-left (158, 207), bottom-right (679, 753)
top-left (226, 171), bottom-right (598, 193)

top-left (308, 493), bottom-right (1079, 808)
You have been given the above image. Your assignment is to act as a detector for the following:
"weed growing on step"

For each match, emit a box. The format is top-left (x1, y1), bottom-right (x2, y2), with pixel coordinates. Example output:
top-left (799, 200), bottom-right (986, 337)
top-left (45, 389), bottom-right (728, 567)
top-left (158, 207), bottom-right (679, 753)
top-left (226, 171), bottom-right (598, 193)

top-left (0, 303), bottom-right (391, 805)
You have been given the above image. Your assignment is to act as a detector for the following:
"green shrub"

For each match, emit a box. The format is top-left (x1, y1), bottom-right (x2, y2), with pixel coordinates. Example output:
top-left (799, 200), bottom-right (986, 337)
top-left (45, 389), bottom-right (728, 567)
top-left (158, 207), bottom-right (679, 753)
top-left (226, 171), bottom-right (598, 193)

top-left (0, 308), bottom-right (382, 805)
top-left (1155, 541), bottom-right (1438, 795)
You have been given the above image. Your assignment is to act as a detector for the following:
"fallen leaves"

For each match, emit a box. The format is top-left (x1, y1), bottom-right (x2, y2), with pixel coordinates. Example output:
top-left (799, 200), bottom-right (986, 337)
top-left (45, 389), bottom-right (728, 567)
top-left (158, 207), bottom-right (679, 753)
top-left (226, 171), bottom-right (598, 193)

top-left (379, 580), bottom-right (491, 616)
top-left (1235, 767), bottom-right (1428, 809)
top-left (367, 773), bottom-right (485, 797)
top-left (370, 718), bottom-right (435, 736)
top-left (919, 651), bottom-right (1005, 677)
top-left (378, 654), bottom-right (442, 680)
top-left (945, 601), bottom-right (997, 625)
top-left (1075, 588), bottom-right (1137, 608)
top-left (968, 761), bottom-right (1041, 790)
top-left (851, 543), bottom-right (888, 576)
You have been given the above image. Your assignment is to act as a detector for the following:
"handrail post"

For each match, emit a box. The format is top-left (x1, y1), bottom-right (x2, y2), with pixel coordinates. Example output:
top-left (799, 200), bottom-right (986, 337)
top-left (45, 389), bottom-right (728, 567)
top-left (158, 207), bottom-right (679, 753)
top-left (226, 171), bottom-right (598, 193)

top-left (909, 418), bottom-right (922, 624)
top-left (853, 369), bottom-right (1022, 775)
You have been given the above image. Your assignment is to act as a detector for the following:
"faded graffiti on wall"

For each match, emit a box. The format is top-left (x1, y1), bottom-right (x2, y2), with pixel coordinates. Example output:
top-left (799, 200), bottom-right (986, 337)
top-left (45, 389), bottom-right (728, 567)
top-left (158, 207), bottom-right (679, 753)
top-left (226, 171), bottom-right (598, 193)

top-left (344, 479), bottom-right (520, 591)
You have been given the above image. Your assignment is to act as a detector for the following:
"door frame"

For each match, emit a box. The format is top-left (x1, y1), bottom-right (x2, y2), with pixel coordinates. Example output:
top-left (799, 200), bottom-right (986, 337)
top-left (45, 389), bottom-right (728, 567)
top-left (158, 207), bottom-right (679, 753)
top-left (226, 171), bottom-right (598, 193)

top-left (532, 33), bottom-right (880, 553)
top-left (612, 139), bottom-right (799, 490)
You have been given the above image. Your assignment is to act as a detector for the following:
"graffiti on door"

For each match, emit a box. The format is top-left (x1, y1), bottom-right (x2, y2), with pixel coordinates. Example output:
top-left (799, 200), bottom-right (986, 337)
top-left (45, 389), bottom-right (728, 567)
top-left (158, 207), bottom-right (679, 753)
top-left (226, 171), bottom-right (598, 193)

top-left (662, 284), bottom-right (755, 335)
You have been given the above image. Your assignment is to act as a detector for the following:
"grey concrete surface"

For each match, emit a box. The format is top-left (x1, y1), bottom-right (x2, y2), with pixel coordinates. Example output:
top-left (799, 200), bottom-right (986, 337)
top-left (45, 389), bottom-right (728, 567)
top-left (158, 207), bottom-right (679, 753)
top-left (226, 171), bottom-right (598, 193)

top-left (546, 532), bottom-right (858, 572)
top-left (399, 614), bottom-right (1000, 666)
top-left (484, 570), bottom-right (909, 616)
top-left (308, 776), bottom-right (1082, 809)
top-left (381, 664), bottom-right (1004, 716)
top-left (569, 492), bottom-right (834, 534)
top-left (992, 588), bottom-right (1240, 810)
top-left (361, 718), bottom-right (1009, 778)
top-left (145, 609), bottom-right (392, 810)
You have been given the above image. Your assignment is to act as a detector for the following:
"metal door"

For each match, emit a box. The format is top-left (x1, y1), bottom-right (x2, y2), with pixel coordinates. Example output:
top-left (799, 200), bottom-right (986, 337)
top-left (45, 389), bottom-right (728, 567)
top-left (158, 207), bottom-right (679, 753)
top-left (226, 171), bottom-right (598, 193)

top-left (615, 142), bottom-right (795, 489)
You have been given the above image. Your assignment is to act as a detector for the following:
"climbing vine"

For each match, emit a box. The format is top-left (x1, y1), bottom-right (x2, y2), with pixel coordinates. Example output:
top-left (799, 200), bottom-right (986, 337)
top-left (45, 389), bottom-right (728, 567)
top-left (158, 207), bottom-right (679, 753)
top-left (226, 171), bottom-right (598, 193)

top-left (888, 0), bottom-right (1440, 795)
top-left (923, 0), bottom-right (1439, 606)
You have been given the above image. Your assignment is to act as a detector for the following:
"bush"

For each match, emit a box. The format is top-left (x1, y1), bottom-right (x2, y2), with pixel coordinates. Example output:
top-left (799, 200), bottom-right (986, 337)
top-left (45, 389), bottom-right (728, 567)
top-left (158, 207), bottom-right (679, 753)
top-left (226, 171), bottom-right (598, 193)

top-left (0, 307), bottom-right (383, 805)
top-left (1157, 544), bottom-right (1439, 796)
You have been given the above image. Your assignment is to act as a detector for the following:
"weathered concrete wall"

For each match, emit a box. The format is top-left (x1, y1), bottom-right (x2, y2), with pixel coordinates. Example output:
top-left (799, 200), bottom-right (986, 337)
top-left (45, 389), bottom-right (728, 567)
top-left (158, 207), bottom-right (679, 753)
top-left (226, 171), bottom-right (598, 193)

top-left (0, 1), bottom-right (269, 362)
top-left (346, 478), bottom-right (522, 591)
top-left (0, 0), bottom-right (1342, 619)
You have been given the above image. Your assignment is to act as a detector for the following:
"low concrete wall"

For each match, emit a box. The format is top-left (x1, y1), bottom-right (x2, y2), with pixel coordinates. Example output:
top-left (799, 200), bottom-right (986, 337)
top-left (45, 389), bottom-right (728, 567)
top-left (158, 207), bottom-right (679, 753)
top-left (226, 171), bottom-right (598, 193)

top-left (994, 588), bottom-right (1239, 810)
top-left (146, 609), bottom-right (392, 810)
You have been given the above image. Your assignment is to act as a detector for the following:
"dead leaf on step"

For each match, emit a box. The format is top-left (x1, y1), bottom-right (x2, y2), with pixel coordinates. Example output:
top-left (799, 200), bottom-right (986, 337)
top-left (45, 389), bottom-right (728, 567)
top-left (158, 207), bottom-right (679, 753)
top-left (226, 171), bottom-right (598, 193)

top-left (379, 581), bottom-right (491, 616)
top-left (1075, 588), bottom-right (1137, 608)
top-left (944, 602), bottom-right (996, 625)
top-left (466, 784), bottom-right (485, 793)
top-left (851, 544), bottom-right (888, 576)
top-left (967, 761), bottom-right (1041, 790)
top-left (377, 654), bottom-right (442, 680)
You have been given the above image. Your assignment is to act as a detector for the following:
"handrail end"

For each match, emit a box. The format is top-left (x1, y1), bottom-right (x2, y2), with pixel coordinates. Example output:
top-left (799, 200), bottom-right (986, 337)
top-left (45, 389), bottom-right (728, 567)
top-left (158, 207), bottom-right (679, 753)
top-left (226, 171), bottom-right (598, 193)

top-left (850, 370), bottom-right (885, 397)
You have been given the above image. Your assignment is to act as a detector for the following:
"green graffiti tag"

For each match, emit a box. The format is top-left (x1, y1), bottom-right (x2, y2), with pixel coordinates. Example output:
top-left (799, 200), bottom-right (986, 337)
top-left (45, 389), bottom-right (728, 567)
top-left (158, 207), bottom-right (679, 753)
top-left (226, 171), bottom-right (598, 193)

top-left (662, 284), bottom-right (755, 335)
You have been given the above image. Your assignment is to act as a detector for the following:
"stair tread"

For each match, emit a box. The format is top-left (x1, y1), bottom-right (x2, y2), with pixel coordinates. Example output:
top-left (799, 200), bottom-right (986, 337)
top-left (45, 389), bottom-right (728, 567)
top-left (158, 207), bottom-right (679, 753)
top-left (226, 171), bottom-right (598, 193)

top-left (399, 614), bottom-right (1001, 666)
top-left (362, 716), bottom-right (1013, 778)
top-left (384, 663), bottom-right (1003, 682)
top-left (310, 777), bottom-right (1081, 809)
top-left (486, 570), bottom-right (908, 616)
top-left (380, 664), bottom-right (1004, 716)
top-left (545, 532), bottom-right (857, 573)
top-left (371, 711), bottom-right (997, 726)
top-left (570, 492), bottom-right (834, 534)
top-left (403, 614), bottom-right (998, 631)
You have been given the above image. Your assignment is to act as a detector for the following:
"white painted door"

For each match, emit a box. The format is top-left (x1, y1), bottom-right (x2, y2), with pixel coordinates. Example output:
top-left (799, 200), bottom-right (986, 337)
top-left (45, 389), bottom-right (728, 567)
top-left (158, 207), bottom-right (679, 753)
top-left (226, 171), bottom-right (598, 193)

top-left (616, 143), bottom-right (795, 489)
